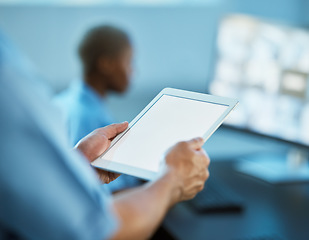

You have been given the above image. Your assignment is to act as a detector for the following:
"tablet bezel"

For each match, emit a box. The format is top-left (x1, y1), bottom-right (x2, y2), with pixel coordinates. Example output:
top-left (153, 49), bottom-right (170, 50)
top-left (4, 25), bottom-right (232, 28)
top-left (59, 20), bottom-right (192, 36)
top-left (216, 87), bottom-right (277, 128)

top-left (91, 88), bottom-right (239, 180)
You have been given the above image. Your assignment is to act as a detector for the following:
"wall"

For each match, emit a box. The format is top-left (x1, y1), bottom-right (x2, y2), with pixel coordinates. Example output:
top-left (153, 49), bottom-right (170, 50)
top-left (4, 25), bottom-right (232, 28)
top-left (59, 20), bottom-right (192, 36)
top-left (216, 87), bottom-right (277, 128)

top-left (0, 0), bottom-right (306, 121)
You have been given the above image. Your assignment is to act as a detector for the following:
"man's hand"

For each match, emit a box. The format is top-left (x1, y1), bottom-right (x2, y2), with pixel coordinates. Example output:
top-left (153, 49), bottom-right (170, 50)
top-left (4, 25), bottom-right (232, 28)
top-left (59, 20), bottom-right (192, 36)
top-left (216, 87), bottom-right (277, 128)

top-left (110, 137), bottom-right (210, 240)
top-left (75, 122), bottom-right (129, 184)
top-left (164, 137), bottom-right (210, 205)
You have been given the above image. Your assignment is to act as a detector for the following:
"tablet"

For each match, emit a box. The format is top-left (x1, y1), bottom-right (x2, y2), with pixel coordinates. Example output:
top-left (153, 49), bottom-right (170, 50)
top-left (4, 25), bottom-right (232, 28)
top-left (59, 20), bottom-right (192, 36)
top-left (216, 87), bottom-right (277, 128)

top-left (91, 88), bottom-right (238, 180)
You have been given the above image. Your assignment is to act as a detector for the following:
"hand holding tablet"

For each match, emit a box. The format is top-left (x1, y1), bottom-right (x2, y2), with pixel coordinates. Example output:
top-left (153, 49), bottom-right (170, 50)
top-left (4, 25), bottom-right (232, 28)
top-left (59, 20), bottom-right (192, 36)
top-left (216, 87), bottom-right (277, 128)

top-left (92, 88), bottom-right (238, 180)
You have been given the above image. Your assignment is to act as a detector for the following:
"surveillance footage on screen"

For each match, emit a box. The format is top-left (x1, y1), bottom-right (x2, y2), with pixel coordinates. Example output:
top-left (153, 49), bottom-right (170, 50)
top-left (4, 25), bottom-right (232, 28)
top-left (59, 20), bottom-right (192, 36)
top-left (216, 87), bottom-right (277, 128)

top-left (210, 15), bottom-right (309, 145)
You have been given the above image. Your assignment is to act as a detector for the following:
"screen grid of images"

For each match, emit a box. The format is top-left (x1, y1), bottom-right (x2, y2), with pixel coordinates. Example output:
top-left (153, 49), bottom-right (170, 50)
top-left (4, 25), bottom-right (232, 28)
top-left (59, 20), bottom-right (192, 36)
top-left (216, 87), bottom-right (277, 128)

top-left (210, 15), bottom-right (309, 145)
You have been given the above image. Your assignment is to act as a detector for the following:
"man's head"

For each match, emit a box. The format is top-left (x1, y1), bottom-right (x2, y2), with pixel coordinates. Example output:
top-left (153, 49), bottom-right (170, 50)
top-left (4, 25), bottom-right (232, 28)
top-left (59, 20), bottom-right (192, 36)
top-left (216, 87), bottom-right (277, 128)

top-left (78, 25), bottom-right (132, 94)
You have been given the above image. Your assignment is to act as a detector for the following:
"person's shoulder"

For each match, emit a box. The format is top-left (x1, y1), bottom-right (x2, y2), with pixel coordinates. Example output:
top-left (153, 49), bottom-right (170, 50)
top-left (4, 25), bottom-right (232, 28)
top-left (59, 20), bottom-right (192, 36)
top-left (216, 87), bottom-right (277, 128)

top-left (53, 80), bottom-right (84, 107)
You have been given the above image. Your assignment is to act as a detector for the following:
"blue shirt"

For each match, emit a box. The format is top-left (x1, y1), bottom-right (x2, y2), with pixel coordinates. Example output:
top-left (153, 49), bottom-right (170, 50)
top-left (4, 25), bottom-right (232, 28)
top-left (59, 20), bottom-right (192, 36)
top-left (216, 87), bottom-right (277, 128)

top-left (0, 33), bottom-right (118, 240)
top-left (53, 81), bottom-right (114, 146)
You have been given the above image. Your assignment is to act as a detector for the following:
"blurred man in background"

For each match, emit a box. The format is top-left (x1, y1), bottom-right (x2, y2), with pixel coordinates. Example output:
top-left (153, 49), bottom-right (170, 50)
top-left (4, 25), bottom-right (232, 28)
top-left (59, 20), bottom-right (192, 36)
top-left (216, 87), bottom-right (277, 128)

top-left (54, 25), bottom-right (132, 145)
top-left (54, 25), bottom-right (136, 192)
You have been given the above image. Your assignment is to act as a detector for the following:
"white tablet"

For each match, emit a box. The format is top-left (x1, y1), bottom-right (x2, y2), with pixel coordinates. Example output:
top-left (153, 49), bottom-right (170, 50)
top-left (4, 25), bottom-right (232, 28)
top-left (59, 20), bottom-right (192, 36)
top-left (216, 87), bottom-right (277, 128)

top-left (91, 88), bottom-right (238, 180)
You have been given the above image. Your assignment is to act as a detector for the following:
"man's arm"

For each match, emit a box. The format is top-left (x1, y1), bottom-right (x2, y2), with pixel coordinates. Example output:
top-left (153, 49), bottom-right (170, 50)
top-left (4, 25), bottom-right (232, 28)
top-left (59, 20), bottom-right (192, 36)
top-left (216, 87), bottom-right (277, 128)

top-left (111, 173), bottom-right (180, 240)
top-left (76, 123), bottom-right (209, 240)
top-left (111, 139), bottom-right (209, 240)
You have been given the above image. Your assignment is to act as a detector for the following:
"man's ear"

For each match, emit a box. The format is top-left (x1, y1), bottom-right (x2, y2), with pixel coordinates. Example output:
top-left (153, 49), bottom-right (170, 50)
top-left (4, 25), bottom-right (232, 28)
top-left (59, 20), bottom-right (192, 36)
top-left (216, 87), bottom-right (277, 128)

top-left (97, 57), bottom-right (114, 74)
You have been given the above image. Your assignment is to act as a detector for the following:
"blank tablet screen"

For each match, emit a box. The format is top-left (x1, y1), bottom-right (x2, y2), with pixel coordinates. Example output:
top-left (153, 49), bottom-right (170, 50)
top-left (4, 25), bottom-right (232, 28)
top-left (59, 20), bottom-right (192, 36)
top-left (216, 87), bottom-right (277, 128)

top-left (100, 94), bottom-right (229, 173)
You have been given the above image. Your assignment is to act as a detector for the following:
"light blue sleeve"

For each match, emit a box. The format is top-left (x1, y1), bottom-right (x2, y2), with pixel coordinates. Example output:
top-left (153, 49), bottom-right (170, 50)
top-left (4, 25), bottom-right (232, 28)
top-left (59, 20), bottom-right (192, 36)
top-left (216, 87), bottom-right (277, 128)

top-left (0, 33), bottom-right (119, 240)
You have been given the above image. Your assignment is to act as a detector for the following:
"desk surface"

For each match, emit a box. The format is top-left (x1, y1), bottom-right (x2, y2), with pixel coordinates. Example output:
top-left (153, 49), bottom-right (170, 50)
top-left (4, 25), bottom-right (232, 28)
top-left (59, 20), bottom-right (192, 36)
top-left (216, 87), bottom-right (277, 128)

top-left (164, 161), bottom-right (309, 240)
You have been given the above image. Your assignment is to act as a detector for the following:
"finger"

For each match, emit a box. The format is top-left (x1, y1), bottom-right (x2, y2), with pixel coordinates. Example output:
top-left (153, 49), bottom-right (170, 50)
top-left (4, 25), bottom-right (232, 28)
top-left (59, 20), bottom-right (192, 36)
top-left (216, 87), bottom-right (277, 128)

top-left (187, 137), bottom-right (204, 150)
top-left (198, 149), bottom-right (210, 167)
top-left (205, 154), bottom-right (210, 167)
top-left (202, 168), bottom-right (210, 182)
top-left (100, 122), bottom-right (129, 139)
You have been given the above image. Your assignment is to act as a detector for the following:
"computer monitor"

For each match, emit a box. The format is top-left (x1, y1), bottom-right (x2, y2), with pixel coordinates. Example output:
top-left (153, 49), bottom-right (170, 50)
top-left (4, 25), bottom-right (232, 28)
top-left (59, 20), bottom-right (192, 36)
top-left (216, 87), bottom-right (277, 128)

top-left (209, 14), bottom-right (309, 184)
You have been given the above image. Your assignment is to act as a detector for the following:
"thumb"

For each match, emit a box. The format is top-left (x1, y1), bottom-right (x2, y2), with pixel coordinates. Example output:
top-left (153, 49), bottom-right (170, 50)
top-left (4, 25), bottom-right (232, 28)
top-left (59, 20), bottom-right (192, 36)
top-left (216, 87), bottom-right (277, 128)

top-left (99, 121), bottom-right (129, 139)
top-left (187, 137), bottom-right (204, 150)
